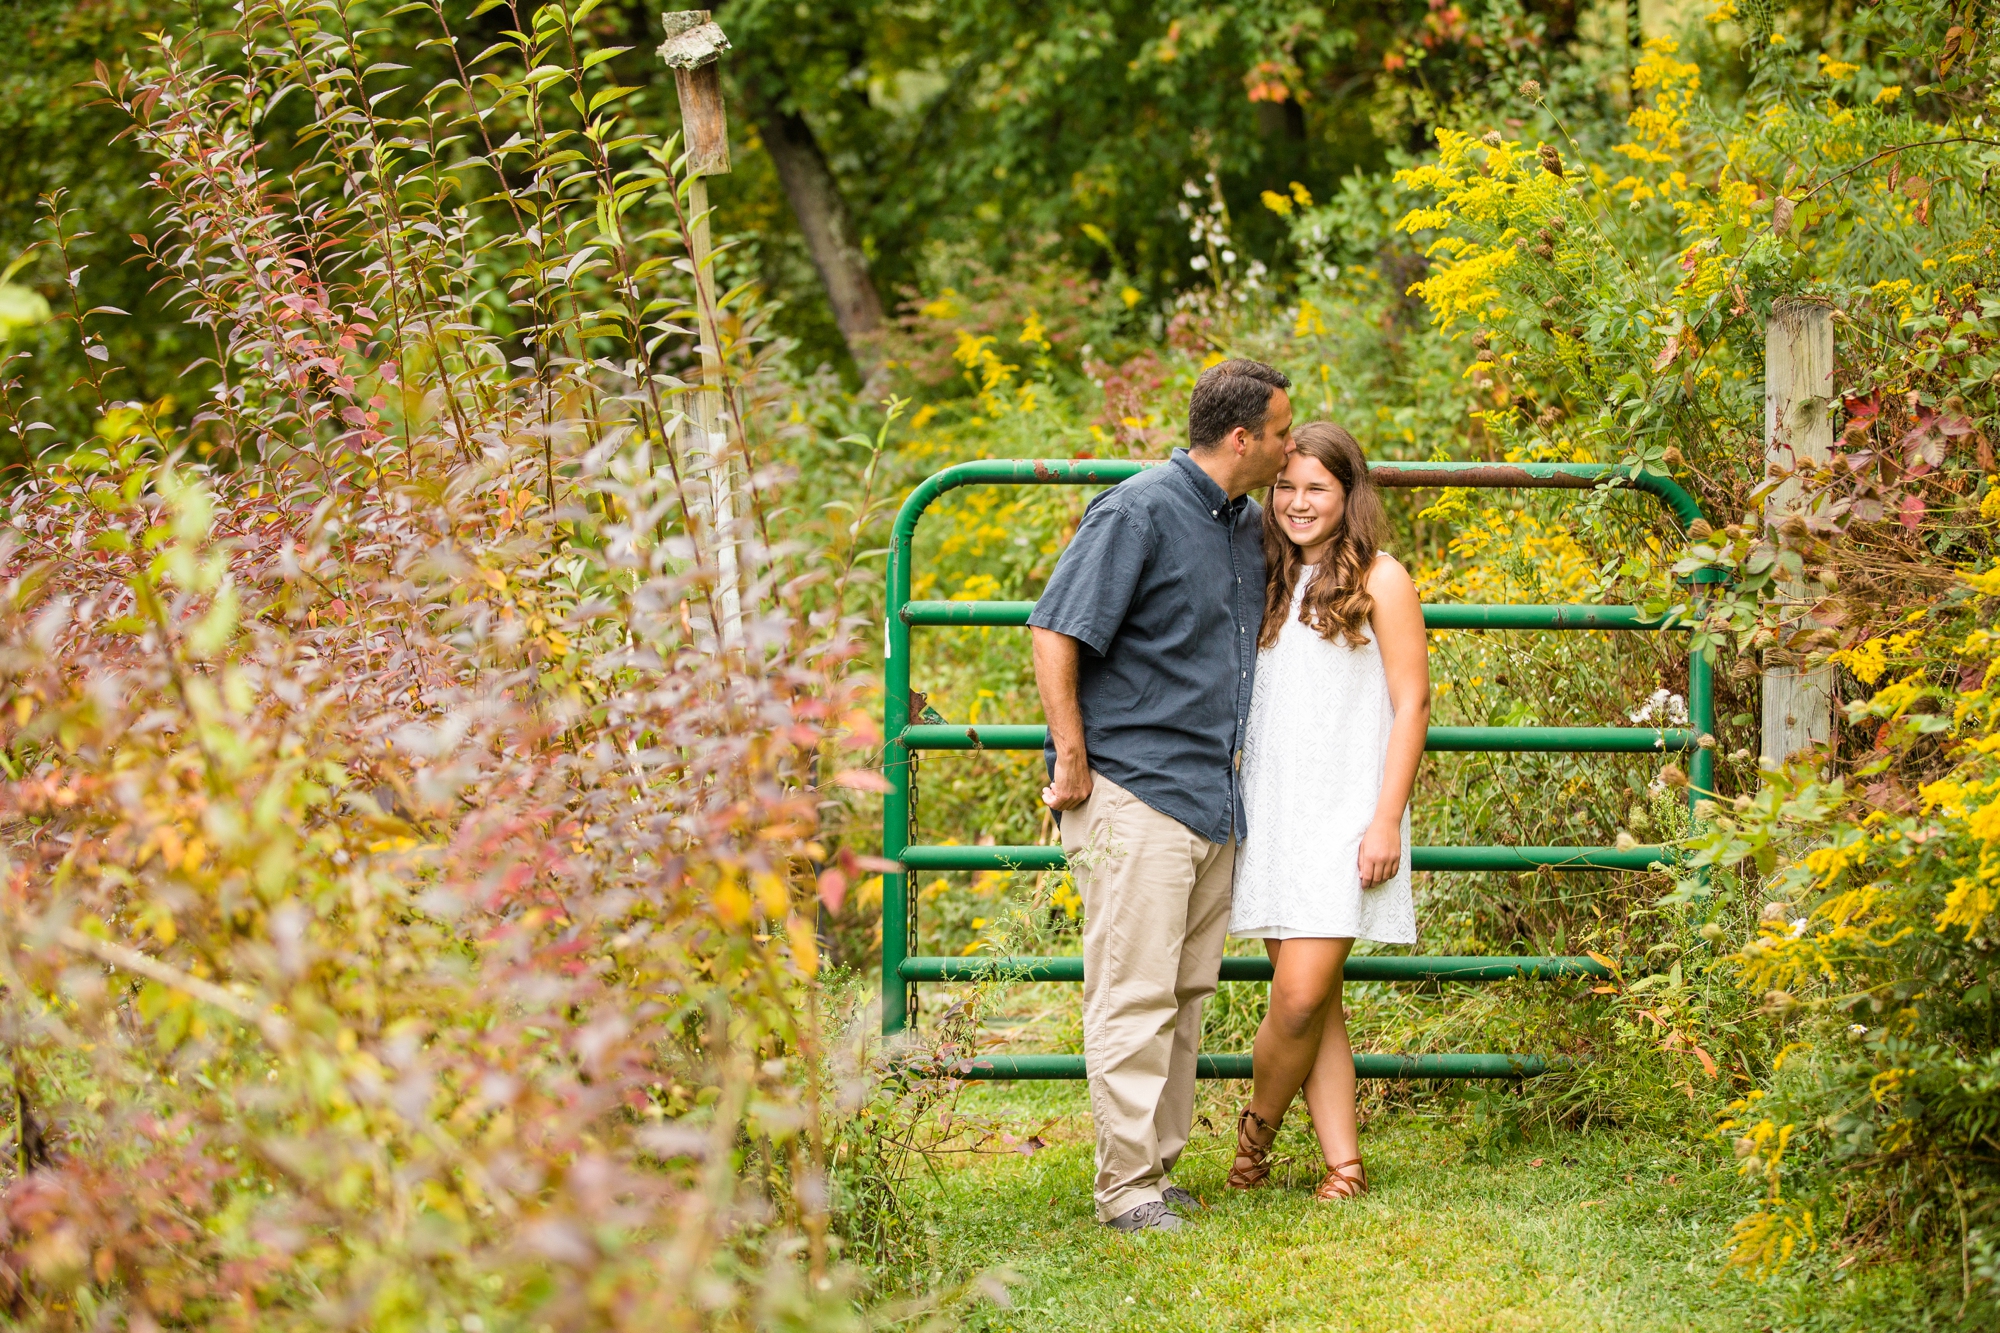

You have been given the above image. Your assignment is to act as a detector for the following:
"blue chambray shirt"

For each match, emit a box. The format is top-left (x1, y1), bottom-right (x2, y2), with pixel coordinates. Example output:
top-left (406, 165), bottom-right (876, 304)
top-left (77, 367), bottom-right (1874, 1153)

top-left (1027, 449), bottom-right (1264, 844)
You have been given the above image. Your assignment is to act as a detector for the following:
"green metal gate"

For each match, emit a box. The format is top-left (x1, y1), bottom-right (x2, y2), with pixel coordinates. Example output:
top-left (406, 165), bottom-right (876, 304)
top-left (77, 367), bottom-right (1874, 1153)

top-left (882, 459), bottom-right (1715, 1080)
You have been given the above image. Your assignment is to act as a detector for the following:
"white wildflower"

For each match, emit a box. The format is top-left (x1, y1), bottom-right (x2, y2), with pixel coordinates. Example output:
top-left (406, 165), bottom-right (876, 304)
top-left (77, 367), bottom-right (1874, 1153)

top-left (1628, 688), bottom-right (1689, 726)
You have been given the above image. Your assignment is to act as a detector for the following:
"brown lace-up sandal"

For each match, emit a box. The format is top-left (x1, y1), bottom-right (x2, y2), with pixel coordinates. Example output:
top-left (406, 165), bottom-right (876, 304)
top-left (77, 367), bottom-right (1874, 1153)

top-left (1226, 1108), bottom-right (1280, 1190)
top-left (1313, 1157), bottom-right (1368, 1202)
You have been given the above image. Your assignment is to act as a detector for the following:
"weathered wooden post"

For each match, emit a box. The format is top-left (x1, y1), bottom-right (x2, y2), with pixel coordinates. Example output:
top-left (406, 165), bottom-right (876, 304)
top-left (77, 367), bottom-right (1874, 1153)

top-left (1761, 296), bottom-right (1836, 764)
top-left (658, 10), bottom-right (742, 644)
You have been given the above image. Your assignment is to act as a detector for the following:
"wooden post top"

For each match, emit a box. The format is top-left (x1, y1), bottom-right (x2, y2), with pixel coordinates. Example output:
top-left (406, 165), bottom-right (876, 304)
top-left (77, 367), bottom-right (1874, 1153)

top-left (657, 10), bottom-right (730, 68)
top-left (659, 11), bottom-right (731, 177)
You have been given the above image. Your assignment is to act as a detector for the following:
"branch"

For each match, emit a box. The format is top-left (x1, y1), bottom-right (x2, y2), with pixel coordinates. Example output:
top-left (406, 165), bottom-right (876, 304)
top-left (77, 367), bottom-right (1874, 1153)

top-left (1795, 137), bottom-right (2000, 203)
top-left (55, 927), bottom-right (293, 1043)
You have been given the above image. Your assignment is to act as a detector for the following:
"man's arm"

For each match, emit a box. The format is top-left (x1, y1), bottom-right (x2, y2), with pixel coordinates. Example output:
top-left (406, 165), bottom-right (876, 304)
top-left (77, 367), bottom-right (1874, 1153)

top-left (1031, 627), bottom-right (1092, 810)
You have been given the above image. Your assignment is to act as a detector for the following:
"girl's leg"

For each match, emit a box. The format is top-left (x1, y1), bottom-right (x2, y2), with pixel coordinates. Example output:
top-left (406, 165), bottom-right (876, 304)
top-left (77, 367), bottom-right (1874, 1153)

top-left (1298, 948), bottom-right (1359, 1170)
top-left (1245, 937), bottom-right (1353, 1128)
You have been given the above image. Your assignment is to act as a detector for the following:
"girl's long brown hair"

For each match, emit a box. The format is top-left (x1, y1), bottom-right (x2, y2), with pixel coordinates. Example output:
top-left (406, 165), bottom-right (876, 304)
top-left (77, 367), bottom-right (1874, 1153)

top-left (1259, 422), bottom-right (1388, 649)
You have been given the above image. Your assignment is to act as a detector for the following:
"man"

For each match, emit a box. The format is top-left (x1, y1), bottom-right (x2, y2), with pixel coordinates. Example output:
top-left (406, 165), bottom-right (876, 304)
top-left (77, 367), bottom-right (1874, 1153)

top-left (1028, 359), bottom-right (1295, 1233)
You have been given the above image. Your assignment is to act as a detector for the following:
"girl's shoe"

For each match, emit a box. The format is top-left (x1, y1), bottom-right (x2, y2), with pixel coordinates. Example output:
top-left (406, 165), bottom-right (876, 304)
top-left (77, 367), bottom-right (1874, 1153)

top-left (1226, 1107), bottom-right (1280, 1190)
top-left (1313, 1157), bottom-right (1368, 1202)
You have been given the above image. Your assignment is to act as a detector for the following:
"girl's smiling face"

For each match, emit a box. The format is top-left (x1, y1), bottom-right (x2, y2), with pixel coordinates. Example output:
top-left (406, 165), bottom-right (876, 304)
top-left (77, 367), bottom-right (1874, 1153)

top-left (1272, 453), bottom-right (1347, 560)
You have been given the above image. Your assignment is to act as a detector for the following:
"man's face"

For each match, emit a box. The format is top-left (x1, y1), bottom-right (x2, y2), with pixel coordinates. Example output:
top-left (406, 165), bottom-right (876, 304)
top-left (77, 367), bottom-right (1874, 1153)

top-left (1244, 388), bottom-right (1295, 486)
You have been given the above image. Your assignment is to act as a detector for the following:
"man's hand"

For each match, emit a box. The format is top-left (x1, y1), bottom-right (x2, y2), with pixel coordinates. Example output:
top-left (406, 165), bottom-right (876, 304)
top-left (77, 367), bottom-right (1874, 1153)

top-left (1043, 750), bottom-right (1093, 811)
top-left (1358, 817), bottom-right (1401, 888)
top-left (1031, 627), bottom-right (1092, 813)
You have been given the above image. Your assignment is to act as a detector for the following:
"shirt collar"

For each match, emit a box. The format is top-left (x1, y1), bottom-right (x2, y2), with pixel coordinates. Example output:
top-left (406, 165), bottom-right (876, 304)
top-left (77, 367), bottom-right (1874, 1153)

top-left (1169, 448), bottom-right (1244, 519)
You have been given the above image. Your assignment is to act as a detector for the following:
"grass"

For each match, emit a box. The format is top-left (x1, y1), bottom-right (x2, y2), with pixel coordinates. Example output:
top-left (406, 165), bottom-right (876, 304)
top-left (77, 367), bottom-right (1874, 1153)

top-left (894, 1080), bottom-right (1953, 1333)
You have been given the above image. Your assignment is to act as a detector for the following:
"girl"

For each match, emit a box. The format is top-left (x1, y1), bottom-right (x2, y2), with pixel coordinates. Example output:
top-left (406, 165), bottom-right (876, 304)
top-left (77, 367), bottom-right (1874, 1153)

top-left (1224, 422), bottom-right (1430, 1203)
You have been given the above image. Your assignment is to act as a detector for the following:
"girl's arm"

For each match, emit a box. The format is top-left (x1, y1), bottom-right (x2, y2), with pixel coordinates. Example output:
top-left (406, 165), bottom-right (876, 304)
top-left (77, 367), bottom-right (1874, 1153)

top-left (1357, 556), bottom-right (1431, 888)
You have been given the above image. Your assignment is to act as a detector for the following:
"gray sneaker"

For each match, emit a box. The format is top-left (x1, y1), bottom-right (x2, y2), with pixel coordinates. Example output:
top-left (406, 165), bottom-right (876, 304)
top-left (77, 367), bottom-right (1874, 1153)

top-left (1105, 1201), bottom-right (1185, 1233)
top-left (1161, 1185), bottom-right (1203, 1212)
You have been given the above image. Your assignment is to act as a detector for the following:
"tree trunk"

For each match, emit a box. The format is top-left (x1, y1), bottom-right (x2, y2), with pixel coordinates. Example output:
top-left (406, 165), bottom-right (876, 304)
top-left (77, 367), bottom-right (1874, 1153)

top-left (756, 105), bottom-right (885, 377)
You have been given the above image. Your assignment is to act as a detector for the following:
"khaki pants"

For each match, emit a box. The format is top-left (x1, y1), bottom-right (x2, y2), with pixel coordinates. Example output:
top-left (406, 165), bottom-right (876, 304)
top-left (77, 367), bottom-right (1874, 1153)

top-left (1061, 772), bottom-right (1235, 1221)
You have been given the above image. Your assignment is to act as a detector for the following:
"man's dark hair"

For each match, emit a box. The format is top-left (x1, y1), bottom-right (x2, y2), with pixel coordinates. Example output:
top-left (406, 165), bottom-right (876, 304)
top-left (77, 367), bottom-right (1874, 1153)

top-left (1187, 359), bottom-right (1292, 451)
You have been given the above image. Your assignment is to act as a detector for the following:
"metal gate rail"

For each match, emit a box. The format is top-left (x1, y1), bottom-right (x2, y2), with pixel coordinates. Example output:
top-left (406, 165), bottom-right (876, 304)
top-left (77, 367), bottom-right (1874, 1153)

top-left (881, 459), bottom-right (1715, 1080)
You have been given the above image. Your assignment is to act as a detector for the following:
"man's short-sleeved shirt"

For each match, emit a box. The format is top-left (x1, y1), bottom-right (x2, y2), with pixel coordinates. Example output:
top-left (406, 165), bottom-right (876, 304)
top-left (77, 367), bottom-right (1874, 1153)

top-left (1028, 448), bottom-right (1264, 844)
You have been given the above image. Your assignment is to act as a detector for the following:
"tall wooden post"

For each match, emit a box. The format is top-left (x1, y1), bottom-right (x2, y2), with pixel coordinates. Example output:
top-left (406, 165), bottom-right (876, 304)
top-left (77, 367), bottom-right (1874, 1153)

top-left (659, 11), bottom-right (741, 645)
top-left (1761, 298), bottom-right (1836, 764)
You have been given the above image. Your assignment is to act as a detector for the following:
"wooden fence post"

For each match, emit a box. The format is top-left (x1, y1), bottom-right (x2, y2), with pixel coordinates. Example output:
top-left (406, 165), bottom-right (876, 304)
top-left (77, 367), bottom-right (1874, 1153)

top-left (1761, 297), bottom-right (1836, 764)
top-left (659, 11), bottom-right (742, 646)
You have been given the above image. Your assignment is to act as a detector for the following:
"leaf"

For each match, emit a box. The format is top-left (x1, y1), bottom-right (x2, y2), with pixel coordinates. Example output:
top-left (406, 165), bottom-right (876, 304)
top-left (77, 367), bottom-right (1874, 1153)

top-left (829, 768), bottom-right (892, 793)
top-left (0, 246), bottom-right (40, 286)
top-left (1898, 494), bottom-right (1926, 529)
top-left (581, 45), bottom-right (632, 71)
top-left (816, 868), bottom-right (847, 914)
top-left (588, 85), bottom-right (640, 113)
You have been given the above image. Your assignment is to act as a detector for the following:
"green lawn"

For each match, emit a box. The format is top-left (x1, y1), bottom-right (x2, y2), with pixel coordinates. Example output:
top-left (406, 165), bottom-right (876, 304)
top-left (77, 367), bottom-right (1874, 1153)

top-left (899, 1081), bottom-right (1948, 1333)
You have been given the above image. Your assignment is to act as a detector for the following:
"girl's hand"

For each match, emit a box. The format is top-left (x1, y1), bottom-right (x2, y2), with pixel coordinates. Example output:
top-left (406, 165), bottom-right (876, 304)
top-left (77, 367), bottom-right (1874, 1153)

top-left (1358, 818), bottom-right (1402, 888)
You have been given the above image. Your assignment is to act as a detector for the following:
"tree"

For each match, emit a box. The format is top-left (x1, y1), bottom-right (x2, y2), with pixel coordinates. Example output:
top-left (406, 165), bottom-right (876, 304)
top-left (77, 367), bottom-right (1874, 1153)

top-left (702, 1), bottom-right (1578, 374)
top-left (743, 86), bottom-right (888, 376)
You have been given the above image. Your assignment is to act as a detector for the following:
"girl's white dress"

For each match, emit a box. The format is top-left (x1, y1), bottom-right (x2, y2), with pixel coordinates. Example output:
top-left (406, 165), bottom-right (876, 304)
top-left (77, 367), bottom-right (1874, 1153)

top-left (1230, 560), bottom-right (1417, 943)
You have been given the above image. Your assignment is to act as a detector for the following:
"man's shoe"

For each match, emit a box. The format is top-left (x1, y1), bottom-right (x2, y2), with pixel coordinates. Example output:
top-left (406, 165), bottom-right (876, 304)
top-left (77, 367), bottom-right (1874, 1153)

top-left (1104, 1201), bottom-right (1185, 1233)
top-left (1161, 1185), bottom-right (1203, 1212)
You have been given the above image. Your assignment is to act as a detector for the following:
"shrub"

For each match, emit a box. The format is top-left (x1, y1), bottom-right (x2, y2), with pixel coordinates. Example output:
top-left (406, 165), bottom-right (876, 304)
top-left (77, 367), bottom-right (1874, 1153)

top-left (0, 5), bottom-right (888, 1327)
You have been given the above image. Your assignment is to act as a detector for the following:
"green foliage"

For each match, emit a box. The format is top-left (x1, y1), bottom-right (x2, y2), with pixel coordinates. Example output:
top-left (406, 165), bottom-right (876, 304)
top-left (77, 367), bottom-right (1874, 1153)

top-left (0, 1), bottom-right (225, 448)
top-left (877, 1), bottom-right (2000, 1318)
top-left (1363, 0), bottom-right (2000, 1309)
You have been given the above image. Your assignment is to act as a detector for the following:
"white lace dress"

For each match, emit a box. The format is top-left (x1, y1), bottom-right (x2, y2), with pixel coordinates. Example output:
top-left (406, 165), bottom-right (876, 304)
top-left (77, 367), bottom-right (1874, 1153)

top-left (1230, 562), bottom-right (1417, 943)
